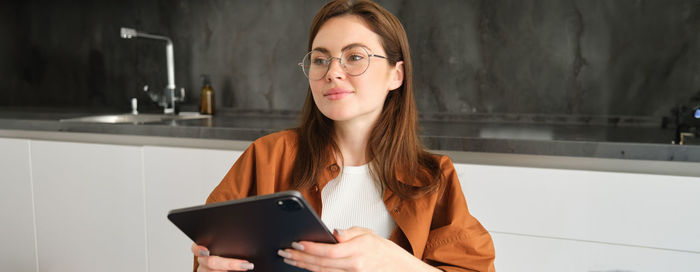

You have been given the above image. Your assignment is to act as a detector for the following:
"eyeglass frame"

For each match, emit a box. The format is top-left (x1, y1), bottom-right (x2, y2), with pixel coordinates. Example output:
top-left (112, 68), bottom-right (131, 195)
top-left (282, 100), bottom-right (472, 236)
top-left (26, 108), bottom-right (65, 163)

top-left (298, 46), bottom-right (388, 80)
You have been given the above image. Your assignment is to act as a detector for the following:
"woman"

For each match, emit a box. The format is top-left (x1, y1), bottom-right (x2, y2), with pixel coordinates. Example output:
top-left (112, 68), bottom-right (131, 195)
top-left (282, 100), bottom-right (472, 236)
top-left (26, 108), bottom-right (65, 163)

top-left (192, 0), bottom-right (495, 271)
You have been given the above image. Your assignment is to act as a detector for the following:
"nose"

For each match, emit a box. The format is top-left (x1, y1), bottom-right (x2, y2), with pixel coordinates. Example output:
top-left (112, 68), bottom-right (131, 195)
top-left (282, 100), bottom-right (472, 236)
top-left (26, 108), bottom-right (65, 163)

top-left (325, 57), bottom-right (346, 80)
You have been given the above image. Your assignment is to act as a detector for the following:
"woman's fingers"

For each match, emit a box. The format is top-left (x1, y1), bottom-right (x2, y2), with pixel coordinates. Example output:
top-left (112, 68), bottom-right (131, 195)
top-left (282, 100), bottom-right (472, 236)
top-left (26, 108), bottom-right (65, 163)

top-left (197, 255), bottom-right (254, 271)
top-left (279, 235), bottom-right (369, 271)
top-left (333, 226), bottom-right (370, 242)
top-left (280, 228), bottom-right (395, 271)
top-left (298, 227), bottom-right (374, 259)
top-left (191, 243), bottom-right (254, 271)
top-left (279, 248), bottom-right (350, 271)
top-left (293, 240), bottom-right (355, 259)
top-left (191, 243), bottom-right (210, 256)
top-left (191, 228), bottom-right (374, 272)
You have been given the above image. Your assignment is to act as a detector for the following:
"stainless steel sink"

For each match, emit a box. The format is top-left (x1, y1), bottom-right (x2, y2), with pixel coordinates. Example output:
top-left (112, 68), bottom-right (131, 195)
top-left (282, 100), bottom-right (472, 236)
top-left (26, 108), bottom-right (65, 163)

top-left (59, 113), bottom-right (211, 124)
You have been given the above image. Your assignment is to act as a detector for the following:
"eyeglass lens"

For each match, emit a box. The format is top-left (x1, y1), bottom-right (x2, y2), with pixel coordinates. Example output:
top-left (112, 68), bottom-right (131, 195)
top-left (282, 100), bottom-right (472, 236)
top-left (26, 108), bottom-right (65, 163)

top-left (302, 47), bottom-right (371, 80)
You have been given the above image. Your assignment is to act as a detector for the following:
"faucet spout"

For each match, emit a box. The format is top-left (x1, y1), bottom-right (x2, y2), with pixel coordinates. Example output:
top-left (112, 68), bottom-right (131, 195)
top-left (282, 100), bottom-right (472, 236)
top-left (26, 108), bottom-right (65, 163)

top-left (121, 27), bottom-right (181, 114)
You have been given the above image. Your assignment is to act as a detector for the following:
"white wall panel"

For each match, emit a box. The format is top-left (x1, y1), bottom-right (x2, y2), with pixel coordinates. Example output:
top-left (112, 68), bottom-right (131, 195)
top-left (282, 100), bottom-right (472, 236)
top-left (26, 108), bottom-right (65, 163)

top-left (30, 140), bottom-right (147, 272)
top-left (0, 138), bottom-right (37, 271)
top-left (143, 146), bottom-right (242, 271)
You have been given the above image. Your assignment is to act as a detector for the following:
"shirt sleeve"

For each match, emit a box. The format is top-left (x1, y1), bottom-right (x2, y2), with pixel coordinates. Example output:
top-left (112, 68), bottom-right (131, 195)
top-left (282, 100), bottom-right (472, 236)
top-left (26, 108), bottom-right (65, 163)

top-left (205, 142), bottom-right (259, 204)
top-left (422, 156), bottom-right (496, 272)
top-left (192, 131), bottom-right (294, 271)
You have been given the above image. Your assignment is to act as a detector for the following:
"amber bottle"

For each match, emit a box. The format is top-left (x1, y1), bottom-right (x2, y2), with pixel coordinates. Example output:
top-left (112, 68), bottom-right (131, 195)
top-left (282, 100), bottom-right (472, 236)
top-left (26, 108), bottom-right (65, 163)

top-left (199, 75), bottom-right (215, 115)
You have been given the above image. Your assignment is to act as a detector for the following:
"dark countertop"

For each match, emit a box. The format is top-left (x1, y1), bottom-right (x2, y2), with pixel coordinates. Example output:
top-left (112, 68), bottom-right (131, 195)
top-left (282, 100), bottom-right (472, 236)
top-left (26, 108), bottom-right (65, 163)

top-left (1, 107), bottom-right (698, 162)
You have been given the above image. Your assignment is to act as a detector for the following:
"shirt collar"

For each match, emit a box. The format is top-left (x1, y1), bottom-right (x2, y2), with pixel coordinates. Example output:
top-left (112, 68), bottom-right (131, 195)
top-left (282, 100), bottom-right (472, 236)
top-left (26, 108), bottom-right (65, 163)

top-left (323, 158), bottom-right (425, 187)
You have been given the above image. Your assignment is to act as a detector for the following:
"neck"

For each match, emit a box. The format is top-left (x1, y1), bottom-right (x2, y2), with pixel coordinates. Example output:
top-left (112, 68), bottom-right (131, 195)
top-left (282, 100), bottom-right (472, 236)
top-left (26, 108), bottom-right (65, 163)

top-left (334, 117), bottom-right (376, 166)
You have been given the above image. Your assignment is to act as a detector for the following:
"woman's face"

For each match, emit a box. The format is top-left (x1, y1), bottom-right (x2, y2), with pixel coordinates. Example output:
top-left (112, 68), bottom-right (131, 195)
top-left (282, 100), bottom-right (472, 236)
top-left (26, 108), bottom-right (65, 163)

top-left (309, 15), bottom-right (404, 124)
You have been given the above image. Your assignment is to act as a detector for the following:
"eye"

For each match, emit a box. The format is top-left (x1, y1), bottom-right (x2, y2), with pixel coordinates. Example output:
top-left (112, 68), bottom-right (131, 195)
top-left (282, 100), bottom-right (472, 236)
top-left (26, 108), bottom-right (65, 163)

top-left (311, 57), bottom-right (329, 66)
top-left (346, 54), bottom-right (364, 63)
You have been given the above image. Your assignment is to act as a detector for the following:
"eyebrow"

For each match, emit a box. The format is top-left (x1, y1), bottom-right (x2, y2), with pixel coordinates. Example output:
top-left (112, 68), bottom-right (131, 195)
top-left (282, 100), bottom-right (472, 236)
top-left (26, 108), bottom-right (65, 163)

top-left (312, 43), bottom-right (370, 54)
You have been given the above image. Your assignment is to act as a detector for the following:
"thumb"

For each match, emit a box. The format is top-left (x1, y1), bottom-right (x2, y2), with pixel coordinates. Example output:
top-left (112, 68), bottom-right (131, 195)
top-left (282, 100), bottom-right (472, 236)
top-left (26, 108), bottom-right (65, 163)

top-left (333, 226), bottom-right (369, 242)
top-left (191, 243), bottom-right (210, 256)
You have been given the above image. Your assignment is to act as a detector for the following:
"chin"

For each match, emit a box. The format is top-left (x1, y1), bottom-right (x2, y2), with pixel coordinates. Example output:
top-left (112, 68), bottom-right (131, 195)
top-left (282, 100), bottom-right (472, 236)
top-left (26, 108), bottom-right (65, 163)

top-left (318, 108), bottom-right (355, 122)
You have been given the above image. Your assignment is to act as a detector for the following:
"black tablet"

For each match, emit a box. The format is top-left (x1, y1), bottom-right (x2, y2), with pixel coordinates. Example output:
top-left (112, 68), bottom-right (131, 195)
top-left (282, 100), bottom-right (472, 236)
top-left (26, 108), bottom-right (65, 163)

top-left (167, 190), bottom-right (337, 272)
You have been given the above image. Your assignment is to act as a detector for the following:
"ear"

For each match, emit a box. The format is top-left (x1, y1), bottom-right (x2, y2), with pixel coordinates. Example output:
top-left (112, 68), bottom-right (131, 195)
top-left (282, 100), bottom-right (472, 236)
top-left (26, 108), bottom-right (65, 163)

top-left (387, 61), bottom-right (404, 91)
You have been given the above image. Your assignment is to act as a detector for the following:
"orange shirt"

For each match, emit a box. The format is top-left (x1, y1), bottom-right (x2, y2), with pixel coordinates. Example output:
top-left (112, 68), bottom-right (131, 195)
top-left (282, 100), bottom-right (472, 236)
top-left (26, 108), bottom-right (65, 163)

top-left (196, 130), bottom-right (495, 271)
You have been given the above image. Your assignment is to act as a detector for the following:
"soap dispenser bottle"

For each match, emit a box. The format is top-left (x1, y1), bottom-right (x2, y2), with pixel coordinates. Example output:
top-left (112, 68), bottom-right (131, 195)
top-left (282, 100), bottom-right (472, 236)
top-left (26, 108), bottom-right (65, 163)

top-left (199, 74), bottom-right (215, 115)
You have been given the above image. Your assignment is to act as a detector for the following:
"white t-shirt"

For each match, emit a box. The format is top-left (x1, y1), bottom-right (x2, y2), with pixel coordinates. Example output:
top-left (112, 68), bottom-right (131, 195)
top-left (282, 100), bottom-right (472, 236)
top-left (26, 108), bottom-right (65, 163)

top-left (320, 164), bottom-right (396, 239)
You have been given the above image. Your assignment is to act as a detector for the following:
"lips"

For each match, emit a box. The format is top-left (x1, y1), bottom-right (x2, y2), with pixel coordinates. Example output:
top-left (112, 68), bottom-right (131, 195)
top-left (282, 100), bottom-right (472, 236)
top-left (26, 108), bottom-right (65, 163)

top-left (323, 88), bottom-right (354, 100)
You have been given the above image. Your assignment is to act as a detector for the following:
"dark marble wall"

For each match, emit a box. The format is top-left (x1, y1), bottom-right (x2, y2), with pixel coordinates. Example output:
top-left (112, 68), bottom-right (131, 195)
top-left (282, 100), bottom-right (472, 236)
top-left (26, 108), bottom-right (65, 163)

top-left (1, 0), bottom-right (699, 117)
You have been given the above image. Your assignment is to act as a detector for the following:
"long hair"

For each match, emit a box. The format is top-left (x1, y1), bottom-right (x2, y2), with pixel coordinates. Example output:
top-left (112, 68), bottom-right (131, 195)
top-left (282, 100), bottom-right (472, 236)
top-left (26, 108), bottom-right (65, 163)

top-left (291, 0), bottom-right (442, 199)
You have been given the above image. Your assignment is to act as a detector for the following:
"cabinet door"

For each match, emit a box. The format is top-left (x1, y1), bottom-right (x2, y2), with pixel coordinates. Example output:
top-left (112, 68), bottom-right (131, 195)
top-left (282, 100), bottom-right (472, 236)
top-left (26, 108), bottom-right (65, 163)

top-left (143, 146), bottom-right (242, 272)
top-left (492, 232), bottom-right (700, 272)
top-left (30, 140), bottom-right (147, 272)
top-left (455, 162), bottom-right (700, 271)
top-left (0, 138), bottom-right (37, 272)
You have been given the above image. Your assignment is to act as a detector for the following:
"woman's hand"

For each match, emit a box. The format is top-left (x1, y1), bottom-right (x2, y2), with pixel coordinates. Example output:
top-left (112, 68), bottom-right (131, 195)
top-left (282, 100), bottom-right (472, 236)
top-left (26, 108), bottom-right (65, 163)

top-left (277, 227), bottom-right (441, 272)
top-left (191, 244), bottom-right (254, 272)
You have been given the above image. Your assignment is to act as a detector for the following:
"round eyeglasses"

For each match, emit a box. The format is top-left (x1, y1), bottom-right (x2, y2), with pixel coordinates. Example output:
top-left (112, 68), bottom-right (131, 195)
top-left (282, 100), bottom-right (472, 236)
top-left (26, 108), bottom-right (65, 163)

top-left (298, 46), bottom-right (387, 80)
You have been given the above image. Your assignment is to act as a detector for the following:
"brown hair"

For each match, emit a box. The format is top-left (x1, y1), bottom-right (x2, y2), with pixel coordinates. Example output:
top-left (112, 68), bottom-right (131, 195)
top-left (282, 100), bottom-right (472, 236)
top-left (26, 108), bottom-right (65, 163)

top-left (291, 0), bottom-right (442, 199)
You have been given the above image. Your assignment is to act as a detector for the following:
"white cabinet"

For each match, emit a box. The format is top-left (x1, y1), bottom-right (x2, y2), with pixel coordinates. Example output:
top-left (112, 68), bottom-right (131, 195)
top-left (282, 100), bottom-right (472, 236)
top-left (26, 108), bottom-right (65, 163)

top-left (491, 232), bottom-right (700, 272)
top-left (3, 134), bottom-right (699, 272)
top-left (0, 137), bottom-right (241, 272)
top-left (30, 140), bottom-right (147, 272)
top-left (0, 138), bottom-right (37, 272)
top-left (455, 163), bottom-right (700, 271)
top-left (142, 146), bottom-right (241, 271)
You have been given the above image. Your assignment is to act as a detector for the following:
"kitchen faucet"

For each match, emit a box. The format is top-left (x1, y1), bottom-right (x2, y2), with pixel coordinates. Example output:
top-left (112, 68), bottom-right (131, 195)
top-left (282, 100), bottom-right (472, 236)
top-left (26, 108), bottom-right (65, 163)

top-left (121, 27), bottom-right (184, 114)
